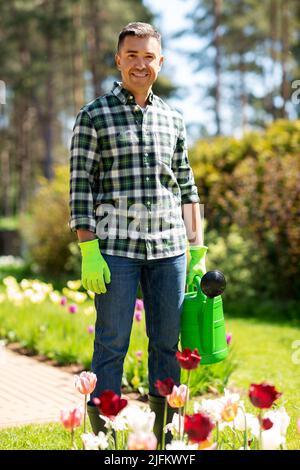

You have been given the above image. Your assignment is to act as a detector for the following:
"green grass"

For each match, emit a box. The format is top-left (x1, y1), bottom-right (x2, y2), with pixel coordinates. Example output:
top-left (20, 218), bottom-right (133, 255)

top-left (0, 422), bottom-right (88, 450)
top-left (225, 317), bottom-right (300, 450)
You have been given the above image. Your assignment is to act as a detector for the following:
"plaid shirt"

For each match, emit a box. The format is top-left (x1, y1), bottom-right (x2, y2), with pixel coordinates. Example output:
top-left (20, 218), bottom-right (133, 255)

top-left (69, 81), bottom-right (200, 260)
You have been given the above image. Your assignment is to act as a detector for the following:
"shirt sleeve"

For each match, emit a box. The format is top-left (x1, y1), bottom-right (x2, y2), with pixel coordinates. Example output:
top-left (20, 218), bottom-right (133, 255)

top-left (69, 109), bottom-right (100, 232)
top-left (172, 115), bottom-right (200, 204)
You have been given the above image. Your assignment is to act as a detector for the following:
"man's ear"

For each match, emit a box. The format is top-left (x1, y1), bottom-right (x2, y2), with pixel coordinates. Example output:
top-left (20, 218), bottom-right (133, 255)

top-left (158, 55), bottom-right (164, 71)
top-left (115, 53), bottom-right (121, 71)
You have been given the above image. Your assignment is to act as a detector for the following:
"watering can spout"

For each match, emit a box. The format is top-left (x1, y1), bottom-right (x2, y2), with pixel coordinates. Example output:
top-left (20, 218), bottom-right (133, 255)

top-left (180, 270), bottom-right (228, 365)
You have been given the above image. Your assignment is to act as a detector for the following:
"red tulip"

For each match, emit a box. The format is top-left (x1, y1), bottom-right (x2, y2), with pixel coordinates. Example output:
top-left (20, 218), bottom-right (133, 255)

top-left (184, 412), bottom-right (215, 443)
top-left (249, 383), bottom-right (282, 409)
top-left (93, 390), bottom-right (128, 418)
top-left (176, 348), bottom-right (201, 370)
top-left (155, 378), bottom-right (175, 397)
top-left (60, 406), bottom-right (82, 432)
top-left (261, 417), bottom-right (273, 430)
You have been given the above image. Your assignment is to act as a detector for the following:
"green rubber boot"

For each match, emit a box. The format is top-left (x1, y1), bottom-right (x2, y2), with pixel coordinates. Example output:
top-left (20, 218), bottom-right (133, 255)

top-left (148, 394), bottom-right (178, 449)
top-left (87, 403), bottom-right (106, 435)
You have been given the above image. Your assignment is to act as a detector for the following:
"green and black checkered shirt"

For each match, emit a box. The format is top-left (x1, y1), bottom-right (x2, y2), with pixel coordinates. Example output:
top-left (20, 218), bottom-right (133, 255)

top-left (69, 81), bottom-right (200, 259)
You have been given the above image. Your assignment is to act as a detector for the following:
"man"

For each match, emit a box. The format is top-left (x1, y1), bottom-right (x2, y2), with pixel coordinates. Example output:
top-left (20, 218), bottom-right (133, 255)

top-left (69, 22), bottom-right (207, 445)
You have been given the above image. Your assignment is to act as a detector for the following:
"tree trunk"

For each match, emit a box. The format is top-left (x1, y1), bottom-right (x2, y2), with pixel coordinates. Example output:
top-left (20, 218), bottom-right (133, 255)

top-left (86, 0), bottom-right (105, 98)
top-left (213, 0), bottom-right (222, 135)
top-left (71, 0), bottom-right (85, 112)
top-left (280, 0), bottom-right (289, 118)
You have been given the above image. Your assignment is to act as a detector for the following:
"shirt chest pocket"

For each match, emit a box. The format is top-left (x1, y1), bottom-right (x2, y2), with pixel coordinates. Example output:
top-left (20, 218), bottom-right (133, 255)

top-left (100, 130), bottom-right (139, 169)
top-left (154, 132), bottom-right (177, 167)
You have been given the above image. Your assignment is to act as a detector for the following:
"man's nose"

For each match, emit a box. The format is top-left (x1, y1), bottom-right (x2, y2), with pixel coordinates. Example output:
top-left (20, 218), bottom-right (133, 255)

top-left (134, 57), bottom-right (146, 69)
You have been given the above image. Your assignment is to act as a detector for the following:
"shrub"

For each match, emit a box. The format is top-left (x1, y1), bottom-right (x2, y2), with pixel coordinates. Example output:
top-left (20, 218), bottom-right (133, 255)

top-left (19, 166), bottom-right (80, 278)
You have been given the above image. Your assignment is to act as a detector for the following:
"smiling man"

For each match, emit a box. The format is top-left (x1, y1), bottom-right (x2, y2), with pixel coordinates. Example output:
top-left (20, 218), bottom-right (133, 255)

top-left (69, 22), bottom-right (207, 447)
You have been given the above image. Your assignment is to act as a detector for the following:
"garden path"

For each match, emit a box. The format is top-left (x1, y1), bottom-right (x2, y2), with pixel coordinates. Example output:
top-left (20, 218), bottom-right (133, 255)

top-left (0, 345), bottom-right (143, 428)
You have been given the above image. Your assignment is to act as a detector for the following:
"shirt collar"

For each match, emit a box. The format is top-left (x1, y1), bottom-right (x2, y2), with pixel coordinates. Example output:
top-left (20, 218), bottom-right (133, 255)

top-left (112, 81), bottom-right (154, 105)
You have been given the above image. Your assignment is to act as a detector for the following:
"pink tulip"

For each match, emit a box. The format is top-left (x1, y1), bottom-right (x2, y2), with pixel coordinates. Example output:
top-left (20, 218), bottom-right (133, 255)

top-left (60, 296), bottom-right (67, 306)
top-left (167, 384), bottom-right (188, 408)
top-left (128, 431), bottom-right (157, 450)
top-left (68, 304), bottom-right (78, 314)
top-left (74, 371), bottom-right (97, 395)
top-left (136, 351), bottom-right (143, 359)
top-left (297, 417), bottom-right (300, 434)
top-left (135, 299), bottom-right (144, 311)
top-left (60, 406), bottom-right (83, 432)
top-left (134, 310), bottom-right (142, 322)
top-left (226, 333), bottom-right (232, 345)
top-left (87, 325), bottom-right (95, 334)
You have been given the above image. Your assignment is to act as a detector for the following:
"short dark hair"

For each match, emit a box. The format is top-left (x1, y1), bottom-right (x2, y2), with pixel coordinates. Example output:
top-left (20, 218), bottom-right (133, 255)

top-left (117, 22), bottom-right (161, 51)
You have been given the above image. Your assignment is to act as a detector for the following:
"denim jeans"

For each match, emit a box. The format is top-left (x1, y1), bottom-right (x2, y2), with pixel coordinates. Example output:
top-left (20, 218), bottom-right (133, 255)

top-left (90, 251), bottom-right (187, 402)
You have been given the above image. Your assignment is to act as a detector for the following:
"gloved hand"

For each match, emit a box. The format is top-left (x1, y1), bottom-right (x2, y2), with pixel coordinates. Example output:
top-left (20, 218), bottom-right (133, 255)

top-left (78, 239), bottom-right (111, 294)
top-left (186, 245), bottom-right (208, 288)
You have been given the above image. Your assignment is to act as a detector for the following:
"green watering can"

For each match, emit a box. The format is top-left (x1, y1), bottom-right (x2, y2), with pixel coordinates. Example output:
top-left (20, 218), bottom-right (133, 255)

top-left (180, 270), bottom-right (228, 365)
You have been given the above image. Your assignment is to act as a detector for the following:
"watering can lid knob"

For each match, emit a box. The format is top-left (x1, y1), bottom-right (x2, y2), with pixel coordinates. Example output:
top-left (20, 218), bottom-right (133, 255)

top-left (201, 270), bottom-right (226, 298)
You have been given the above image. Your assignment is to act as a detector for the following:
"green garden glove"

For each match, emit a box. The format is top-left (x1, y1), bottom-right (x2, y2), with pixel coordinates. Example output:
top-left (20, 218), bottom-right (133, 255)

top-left (186, 245), bottom-right (208, 288)
top-left (78, 239), bottom-right (111, 294)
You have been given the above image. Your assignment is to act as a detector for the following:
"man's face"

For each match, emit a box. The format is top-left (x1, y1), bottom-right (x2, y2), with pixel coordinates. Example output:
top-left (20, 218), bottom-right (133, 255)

top-left (115, 35), bottom-right (164, 94)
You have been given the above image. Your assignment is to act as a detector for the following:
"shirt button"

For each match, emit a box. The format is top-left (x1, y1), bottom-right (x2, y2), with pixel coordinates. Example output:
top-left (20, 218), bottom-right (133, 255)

top-left (134, 105), bottom-right (139, 112)
top-left (146, 177), bottom-right (150, 181)
top-left (144, 153), bottom-right (148, 157)
top-left (147, 201), bottom-right (151, 205)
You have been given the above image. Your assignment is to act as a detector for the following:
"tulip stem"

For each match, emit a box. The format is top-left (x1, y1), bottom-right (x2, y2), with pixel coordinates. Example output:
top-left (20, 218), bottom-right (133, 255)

top-left (161, 399), bottom-right (168, 450)
top-left (71, 429), bottom-right (74, 450)
top-left (178, 407), bottom-right (182, 440)
top-left (183, 370), bottom-right (191, 418)
top-left (258, 412), bottom-right (262, 450)
top-left (83, 395), bottom-right (87, 434)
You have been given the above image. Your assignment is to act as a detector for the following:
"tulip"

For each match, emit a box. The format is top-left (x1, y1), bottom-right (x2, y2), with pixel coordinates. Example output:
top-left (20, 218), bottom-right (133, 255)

top-left (68, 304), bottom-right (78, 314)
top-left (81, 432), bottom-right (108, 450)
top-left (60, 296), bottom-right (67, 306)
top-left (93, 390), bottom-right (128, 419)
top-left (249, 383), bottom-right (282, 409)
top-left (74, 371), bottom-right (97, 395)
top-left (74, 371), bottom-right (97, 436)
top-left (226, 332), bottom-right (232, 345)
top-left (60, 406), bottom-right (83, 449)
top-left (134, 310), bottom-right (142, 322)
top-left (87, 325), bottom-right (95, 334)
top-left (166, 440), bottom-right (198, 450)
top-left (128, 431), bottom-right (157, 450)
top-left (261, 417), bottom-right (273, 430)
top-left (136, 350), bottom-right (143, 360)
top-left (297, 417), bottom-right (300, 435)
top-left (122, 404), bottom-right (155, 433)
top-left (167, 385), bottom-right (188, 408)
top-left (176, 348), bottom-right (201, 370)
top-left (155, 378), bottom-right (175, 397)
top-left (184, 412), bottom-right (215, 443)
top-left (135, 299), bottom-right (144, 311)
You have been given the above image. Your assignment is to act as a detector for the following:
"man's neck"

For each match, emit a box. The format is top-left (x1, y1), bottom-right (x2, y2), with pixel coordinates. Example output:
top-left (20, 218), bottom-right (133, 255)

top-left (122, 83), bottom-right (151, 108)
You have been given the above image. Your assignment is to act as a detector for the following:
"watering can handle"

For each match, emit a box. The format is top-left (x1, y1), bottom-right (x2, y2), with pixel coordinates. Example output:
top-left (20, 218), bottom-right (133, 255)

top-left (186, 275), bottom-right (204, 300)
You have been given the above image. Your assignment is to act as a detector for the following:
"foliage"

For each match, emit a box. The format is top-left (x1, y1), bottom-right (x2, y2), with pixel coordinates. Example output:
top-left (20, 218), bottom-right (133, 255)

top-left (191, 120), bottom-right (300, 299)
top-left (0, 276), bottom-right (235, 395)
top-left (19, 165), bottom-right (80, 277)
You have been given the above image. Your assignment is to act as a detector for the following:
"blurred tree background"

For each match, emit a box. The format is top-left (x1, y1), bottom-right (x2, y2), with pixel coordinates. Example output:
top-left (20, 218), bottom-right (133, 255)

top-left (0, 0), bottom-right (299, 311)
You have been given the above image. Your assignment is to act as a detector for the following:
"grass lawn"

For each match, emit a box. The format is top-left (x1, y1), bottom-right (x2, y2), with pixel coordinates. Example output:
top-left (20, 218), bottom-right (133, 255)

top-left (0, 317), bottom-right (300, 450)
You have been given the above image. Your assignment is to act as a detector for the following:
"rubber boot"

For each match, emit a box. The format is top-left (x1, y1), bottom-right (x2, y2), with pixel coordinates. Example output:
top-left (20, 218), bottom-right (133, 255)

top-left (87, 402), bottom-right (106, 435)
top-left (148, 394), bottom-right (178, 449)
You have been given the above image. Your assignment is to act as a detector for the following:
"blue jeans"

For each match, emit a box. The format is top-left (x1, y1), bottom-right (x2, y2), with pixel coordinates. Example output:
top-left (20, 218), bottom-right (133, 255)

top-left (90, 252), bottom-right (187, 401)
